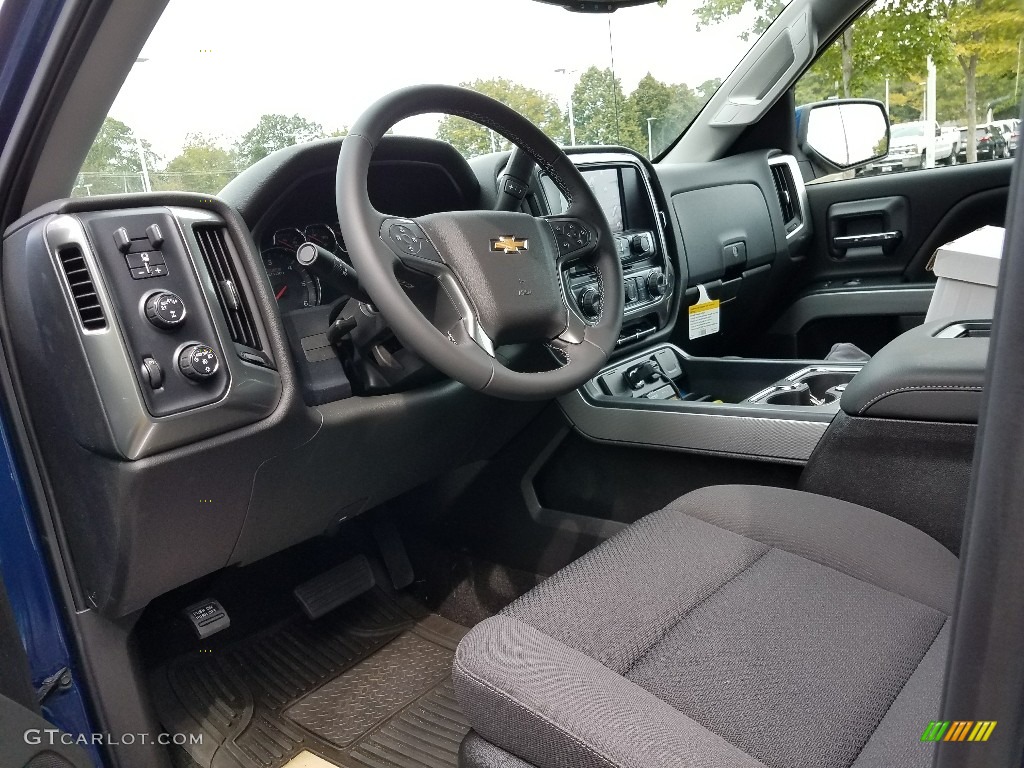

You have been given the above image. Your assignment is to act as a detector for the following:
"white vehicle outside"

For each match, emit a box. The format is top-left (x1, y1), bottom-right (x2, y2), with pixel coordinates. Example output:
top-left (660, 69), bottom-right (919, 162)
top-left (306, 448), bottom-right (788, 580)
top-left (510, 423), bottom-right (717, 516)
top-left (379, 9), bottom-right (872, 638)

top-left (875, 121), bottom-right (958, 172)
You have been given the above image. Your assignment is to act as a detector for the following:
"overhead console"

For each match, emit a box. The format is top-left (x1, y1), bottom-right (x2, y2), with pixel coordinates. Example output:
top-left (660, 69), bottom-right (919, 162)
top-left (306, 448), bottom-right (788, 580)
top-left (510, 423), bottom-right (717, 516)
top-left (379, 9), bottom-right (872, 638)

top-left (540, 152), bottom-right (676, 348)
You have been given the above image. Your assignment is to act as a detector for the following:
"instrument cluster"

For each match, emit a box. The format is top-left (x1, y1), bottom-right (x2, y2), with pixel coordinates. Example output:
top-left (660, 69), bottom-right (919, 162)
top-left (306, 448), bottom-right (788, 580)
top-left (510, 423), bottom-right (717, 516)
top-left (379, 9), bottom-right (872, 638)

top-left (261, 223), bottom-right (347, 312)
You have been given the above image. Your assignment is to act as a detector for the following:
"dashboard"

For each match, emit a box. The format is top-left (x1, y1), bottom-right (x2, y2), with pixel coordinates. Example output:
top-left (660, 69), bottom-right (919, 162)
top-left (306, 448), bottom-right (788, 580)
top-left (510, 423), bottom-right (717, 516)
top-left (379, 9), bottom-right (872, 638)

top-left (0, 133), bottom-right (808, 618)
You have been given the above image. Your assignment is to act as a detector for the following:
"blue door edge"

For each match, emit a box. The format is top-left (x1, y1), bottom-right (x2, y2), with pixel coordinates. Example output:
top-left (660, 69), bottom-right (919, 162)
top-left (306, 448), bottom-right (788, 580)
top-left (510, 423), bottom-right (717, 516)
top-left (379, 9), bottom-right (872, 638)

top-left (0, 402), bottom-right (103, 764)
top-left (0, 0), bottom-right (102, 761)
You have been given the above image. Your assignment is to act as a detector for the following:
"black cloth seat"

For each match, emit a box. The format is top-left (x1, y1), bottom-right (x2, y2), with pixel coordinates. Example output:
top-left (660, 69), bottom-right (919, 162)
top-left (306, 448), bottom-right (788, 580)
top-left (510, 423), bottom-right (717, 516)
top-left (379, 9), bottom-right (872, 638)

top-left (453, 485), bottom-right (958, 768)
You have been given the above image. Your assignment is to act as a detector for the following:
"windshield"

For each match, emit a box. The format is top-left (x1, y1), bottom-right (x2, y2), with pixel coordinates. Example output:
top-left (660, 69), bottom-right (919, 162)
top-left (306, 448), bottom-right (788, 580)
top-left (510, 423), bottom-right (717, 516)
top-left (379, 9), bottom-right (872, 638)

top-left (891, 124), bottom-right (925, 139)
top-left (73, 0), bottom-right (788, 197)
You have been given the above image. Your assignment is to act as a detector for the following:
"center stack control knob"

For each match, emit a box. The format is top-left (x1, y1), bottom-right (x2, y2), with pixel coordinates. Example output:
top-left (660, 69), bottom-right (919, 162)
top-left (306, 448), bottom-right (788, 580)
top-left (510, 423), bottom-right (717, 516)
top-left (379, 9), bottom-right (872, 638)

top-left (631, 232), bottom-right (653, 256)
top-left (578, 287), bottom-right (603, 319)
top-left (144, 291), bottom-right (186, 330)
top-left (178, 344), bottom-right (219, 382)
top-left (646, 271), bottom-right (668, 297)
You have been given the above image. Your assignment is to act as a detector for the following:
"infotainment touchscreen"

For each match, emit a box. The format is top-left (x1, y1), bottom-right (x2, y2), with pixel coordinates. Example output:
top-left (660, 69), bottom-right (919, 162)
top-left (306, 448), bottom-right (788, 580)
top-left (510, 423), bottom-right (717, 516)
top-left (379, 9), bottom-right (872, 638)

top-left (582, 168), bottom-right (625, 233)
top-left (541, 167), bottom-right (625, 233)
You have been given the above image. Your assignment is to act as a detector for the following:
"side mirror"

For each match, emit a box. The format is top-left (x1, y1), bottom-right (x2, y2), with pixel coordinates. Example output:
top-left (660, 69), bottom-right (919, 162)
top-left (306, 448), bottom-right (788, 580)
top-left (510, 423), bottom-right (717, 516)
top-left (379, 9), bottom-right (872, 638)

top-left (796, 99), bottom-right (890, 175)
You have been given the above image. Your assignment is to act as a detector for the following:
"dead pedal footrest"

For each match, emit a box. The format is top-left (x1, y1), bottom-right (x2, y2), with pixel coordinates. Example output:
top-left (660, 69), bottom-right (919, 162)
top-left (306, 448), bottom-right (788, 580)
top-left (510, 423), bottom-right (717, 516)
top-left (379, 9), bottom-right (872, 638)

top-left (294, 554), bottom-right (375, 619)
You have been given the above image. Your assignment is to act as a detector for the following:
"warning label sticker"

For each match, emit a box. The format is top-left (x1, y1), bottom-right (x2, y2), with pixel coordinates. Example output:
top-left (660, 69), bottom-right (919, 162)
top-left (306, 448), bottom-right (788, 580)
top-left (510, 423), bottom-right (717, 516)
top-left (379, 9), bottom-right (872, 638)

top-left (688, 285), bottom-right (720, 339)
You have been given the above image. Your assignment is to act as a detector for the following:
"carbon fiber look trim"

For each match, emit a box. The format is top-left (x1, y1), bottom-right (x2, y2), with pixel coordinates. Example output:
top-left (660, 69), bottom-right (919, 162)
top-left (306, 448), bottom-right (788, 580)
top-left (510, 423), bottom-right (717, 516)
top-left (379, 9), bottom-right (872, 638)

top-left (558, 389), bottom-right (828, 463)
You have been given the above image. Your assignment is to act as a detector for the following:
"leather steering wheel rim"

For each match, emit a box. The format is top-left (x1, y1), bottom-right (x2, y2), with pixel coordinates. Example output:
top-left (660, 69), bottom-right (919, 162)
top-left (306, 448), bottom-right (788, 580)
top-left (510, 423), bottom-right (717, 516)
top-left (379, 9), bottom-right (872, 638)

top-left (336, 84), bottom-right (623, 400)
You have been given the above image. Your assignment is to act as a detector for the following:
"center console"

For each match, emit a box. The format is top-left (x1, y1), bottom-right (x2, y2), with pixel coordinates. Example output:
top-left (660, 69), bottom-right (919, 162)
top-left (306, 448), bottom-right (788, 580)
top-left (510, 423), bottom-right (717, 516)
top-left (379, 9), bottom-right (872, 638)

top-left (560, 319), bottom-right (985, 553)
top-left (560, 343), bottom-right (864, 464)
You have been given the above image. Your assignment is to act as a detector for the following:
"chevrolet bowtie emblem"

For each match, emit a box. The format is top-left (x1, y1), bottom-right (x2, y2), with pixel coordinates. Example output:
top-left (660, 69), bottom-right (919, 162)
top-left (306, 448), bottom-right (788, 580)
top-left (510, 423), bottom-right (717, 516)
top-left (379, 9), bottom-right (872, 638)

top-left (491, 236), bottom-right (529, 254)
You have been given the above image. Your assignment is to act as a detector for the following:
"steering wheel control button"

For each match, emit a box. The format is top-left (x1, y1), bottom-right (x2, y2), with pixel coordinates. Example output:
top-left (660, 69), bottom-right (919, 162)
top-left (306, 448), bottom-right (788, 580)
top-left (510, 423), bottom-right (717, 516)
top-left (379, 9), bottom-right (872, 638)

top-left (390, 223), bottom-right (422, 255)
top-left (503, 177), bottom-right (528, 199)
top-left (548, 218), bottom-right (594, 258)
top-left (145, 291), bottom-right (187, 330)
top-left (141, 356), bottom-right (164, 389)
top-left (380, 219), bottom-right (442, 264)
top-left (178, 344), bottom-right (219, 382)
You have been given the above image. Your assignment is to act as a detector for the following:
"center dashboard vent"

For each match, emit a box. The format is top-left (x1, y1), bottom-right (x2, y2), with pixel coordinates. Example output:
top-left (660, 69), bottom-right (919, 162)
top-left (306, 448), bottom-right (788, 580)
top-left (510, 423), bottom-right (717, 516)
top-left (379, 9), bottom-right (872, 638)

top-left (769, 158), bottom-right (803, 235)
top-left (193, 225), bottom-right (262, 351)
top-left (57, 246), bottom-right (107, 331)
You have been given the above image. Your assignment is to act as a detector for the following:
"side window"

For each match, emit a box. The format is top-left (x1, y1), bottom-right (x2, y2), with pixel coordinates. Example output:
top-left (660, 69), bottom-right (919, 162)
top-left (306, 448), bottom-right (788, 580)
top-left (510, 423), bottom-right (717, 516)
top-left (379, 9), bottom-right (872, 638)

top-left (795, 0), bottom-right (1024, 183)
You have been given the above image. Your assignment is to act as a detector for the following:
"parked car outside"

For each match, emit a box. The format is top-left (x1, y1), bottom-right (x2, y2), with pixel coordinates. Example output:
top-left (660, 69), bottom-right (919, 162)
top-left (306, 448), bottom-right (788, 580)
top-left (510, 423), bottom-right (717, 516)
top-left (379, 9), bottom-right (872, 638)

top-left (958, 124), bottom-right (1010, 162)
top-left (991, 118), bottom-right (1020, 157)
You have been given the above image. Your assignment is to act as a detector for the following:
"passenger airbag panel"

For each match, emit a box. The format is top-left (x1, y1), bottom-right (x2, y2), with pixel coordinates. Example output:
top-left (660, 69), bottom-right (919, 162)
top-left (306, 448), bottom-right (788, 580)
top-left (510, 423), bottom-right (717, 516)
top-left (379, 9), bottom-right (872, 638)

top-left (671, 183), bottom-right (775, 285)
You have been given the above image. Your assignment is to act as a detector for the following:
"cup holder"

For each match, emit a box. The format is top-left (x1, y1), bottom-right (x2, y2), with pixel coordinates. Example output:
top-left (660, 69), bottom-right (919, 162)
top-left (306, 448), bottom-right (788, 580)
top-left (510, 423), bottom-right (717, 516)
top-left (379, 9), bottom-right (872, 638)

top-left (763, 383), bottom-right (833, 406)
top-left (747, 366), bottom-right (860, 407)
top-left (799, 371), bottom-right (857, 400)
top-left (762, 377), bottom-right (851, 407)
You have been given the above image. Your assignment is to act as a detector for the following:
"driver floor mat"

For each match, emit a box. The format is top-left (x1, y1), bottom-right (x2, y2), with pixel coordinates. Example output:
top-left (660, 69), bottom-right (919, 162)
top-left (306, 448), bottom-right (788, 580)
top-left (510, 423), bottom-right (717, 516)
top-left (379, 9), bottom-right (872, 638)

top-left (151, 589), bottom-right (471, 768)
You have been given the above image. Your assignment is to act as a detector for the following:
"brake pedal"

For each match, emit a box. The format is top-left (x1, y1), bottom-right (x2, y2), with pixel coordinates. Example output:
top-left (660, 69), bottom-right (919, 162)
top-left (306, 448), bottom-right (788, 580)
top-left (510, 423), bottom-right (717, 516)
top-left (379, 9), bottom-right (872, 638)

top-left (294, 554), bottom-right (376, 620)
top-left (372, 515), bottom-right (415, 590)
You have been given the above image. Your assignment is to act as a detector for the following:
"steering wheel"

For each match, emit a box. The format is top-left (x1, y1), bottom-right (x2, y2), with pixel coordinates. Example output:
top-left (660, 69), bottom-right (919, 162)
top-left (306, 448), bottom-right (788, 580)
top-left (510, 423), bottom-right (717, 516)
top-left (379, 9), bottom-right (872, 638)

top-left (337, 85), bottom-right (623, 400)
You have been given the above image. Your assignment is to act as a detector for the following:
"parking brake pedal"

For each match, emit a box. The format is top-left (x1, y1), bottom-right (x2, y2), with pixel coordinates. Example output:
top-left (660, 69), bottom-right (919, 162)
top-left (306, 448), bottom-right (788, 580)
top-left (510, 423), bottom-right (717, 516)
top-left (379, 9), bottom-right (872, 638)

top-left (294, 554), bottom-right (376, 620)
top-left (184, 599), bottom-right (231, 640)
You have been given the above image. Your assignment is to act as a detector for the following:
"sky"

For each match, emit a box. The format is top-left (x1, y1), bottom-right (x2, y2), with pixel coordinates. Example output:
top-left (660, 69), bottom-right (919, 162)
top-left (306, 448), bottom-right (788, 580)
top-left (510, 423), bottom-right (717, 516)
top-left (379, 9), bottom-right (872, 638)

top-left (109, 0), bottom-right (761, 162)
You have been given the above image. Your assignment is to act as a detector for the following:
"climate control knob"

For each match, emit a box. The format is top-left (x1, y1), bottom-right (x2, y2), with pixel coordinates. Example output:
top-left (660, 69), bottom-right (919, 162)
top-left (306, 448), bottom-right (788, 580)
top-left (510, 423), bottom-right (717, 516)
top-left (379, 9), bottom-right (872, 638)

top-left (178, 344), bottom-right (219, 382)
top-left (144, 291), bottom-right (186, 330)
top-left (646, 271), bottom-right (668, 298)
top-left (578, 287), bottom-right (603, 319)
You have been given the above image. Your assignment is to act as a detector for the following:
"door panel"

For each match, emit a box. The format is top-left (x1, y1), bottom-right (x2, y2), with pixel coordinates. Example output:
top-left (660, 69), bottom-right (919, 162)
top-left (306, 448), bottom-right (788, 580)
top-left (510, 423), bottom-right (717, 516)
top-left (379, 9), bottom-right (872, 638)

top-left (758, 160), bottom-right (1011, 357)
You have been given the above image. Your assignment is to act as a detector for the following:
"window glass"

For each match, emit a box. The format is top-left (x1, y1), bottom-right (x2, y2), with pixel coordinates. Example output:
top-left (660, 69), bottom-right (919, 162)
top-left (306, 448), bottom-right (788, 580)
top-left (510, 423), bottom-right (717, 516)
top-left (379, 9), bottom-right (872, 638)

top-left (73, 0), bottom-right (793, 197)
top-left (795, 0), bottom-right (1024, 182)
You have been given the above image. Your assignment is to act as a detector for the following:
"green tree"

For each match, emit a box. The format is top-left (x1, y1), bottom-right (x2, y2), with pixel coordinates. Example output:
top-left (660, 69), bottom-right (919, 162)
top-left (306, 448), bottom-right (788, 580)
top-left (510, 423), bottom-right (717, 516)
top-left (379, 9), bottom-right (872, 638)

top-left (796, 2), bottom-right (950, 104)
top-left (625, 73), bottom-right (703, 156)
top-left (435, 78), bottom-right (566, 157)
top-left (696, 0), bottom-right (786, 40)
top-left (943, 0), bottom-right (1023, 161)
top-left (154, 134), bottom-right (238, 194)
top-left (75, 117), bottom-right (160, 196)
top-left (234, 114), bottom-right (324, 168)
top-left (572, 66), bottom-right (635, 147)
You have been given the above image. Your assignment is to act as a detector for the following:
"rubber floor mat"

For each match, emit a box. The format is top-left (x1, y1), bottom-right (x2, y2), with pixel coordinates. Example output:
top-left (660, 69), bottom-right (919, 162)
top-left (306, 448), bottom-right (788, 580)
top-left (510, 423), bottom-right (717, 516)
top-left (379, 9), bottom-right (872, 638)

top-left (151, 590), bottom-right (471, 768)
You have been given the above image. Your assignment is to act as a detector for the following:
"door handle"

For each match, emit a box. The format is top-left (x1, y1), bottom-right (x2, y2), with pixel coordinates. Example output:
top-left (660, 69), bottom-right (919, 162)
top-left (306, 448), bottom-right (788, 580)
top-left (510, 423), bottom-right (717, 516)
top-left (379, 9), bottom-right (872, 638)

top-left (833, 231), bottom-right (902, 249)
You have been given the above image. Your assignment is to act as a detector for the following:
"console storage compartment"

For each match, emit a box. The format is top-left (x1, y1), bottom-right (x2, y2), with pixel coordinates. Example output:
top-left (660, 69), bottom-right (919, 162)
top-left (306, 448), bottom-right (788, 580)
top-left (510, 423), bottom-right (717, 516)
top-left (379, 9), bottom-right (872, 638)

top-left (799, 317), bottom-right (989, 554)
top-left (839, 318), bottom-right (989, 422)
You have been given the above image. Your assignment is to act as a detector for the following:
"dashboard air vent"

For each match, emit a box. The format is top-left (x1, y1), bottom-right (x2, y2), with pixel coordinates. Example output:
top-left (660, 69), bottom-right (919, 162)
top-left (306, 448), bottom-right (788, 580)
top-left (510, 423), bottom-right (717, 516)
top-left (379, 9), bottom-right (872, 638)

top-left (193, 226), bottom-right (262, 350)
top-left (770, 160), bottom-right (802, 232)
top-left (57, 246), bottom-right (106, 331)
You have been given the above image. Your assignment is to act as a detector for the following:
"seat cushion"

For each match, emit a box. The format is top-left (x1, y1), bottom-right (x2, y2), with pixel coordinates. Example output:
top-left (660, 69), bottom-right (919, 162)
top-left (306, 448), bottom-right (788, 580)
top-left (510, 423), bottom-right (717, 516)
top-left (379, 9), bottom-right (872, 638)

top-left (453, 485), bottom-right (958, 768)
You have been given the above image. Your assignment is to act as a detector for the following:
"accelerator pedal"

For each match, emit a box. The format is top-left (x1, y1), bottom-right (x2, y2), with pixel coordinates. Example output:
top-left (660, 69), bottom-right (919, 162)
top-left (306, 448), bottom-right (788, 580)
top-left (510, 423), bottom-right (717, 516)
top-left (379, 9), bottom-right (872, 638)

top-left (294, 554), bottom-right (376, 620)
